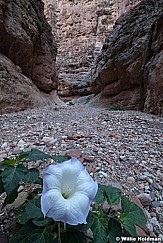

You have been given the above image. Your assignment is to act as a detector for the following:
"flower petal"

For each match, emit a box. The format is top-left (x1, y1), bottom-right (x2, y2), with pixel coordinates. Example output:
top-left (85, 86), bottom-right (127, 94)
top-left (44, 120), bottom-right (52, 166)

top-left (41, 189), bottom-right (66, 221)
top-left (63, 193), bottom-right (90, 225)
top-left (42, 174), bottom-right (61, 192)
top-left (75, 169), bottom-right (98, 200)
top-left (43, 158), bottom-right (84, 193)
top-left (60, 157), bottom-right (84, 176)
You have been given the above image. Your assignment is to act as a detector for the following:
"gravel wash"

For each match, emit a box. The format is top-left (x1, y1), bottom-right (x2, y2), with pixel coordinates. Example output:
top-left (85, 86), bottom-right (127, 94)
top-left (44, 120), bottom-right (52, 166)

top-left (0, 105), bottom-right (163, 239)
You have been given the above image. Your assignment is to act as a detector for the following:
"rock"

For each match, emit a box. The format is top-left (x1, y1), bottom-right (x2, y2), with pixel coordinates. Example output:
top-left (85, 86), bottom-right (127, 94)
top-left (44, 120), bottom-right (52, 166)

top-left (146, 222), bottom-right (154, 233)
top-left (99, 171), bottom-right (108, 178)
top-left (158, 234), bottom-right (163, 241)
top-left (89, 0), bottom-right (163, 116)
top-left (17, 140), bottom-right (25, 149)
top-left (1, 142), bottom-right (8, 149)
top-left (127, 177), bottom-right (136, 183)
top-left (143, 172), bottom-right (155, 179)
top-left (137, 193), bottom-right (152, 206)
top-left (73, 94), bottom-right (95, 105)
top-left (17, 185), bottom-right (24, 193)
top-left (66, 149), bottom-right (82, 159)
top-left (136, 226), bottom-right (147, 237)
top-left (6, 192), bottom-right (28, 210)
top-left (42, 136), bottom-right (55, 143)
top-left (152, 201), bottom-right (161, 208)
top-left (82, 154), bottom-right (94, 162)
top-left (119, 155), bottom-right (126, 161)
top-left (0, 0), bottom-right (60, 114)
top-left (87, 164), bottom-right (96, 174)
top-left (150, 217), bottom-right (161, 230)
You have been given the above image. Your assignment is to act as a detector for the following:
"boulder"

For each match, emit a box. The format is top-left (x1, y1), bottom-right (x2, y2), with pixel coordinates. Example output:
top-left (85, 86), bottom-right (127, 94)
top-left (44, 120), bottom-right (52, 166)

top-left (90, 0), bottom-right (163, 115)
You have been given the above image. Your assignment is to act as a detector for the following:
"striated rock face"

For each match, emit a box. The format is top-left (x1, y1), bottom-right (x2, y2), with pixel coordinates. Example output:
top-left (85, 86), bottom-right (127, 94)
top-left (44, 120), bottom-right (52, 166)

top-left (0, 0), bottom-right (61, 114)
top-left (44, 0), bottom-right (140, 99)
top-left (89, 0), bottom-right (163, 115)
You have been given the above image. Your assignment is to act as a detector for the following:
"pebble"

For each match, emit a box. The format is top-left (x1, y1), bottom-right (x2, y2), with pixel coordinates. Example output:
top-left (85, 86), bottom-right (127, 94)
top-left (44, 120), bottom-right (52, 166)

top-left (152, 201), bottom-right (161, 208)
top-left (137, 193), bottom-right (152, 206)
top-left (42, 136), bottom-right (54, 143)
top-left (17, 185), bottom-right (24, 193)
top-left (143, 172), bottom-right (155, 179)
top-left (127, 177), bottom-right (135, 183)
top-left (1, 142), bottom-right (8, 149)
top-left (99, 171), bottom-right (108, 178)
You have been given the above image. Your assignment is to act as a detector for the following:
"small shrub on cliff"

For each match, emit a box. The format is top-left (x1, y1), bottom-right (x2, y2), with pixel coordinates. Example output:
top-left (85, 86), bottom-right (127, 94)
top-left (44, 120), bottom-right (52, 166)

top-left (0, 149), bottom-right (146, 243)
top-left (110, 103), bottom-right (124, 111)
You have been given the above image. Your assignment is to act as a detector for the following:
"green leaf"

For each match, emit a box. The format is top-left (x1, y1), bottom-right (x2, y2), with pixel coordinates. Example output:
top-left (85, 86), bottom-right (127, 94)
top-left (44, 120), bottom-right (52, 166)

top-left (94, 184), bottom-right (121, 206)
top-left (3, 186), bottom-right (19, 207)
top-left (120, 196), bottom-right (147, 237)
top-left (32, 217), bottom-right (50, 226)
top-left (23, 149), bottom-right (51, 161)
top-left (105, 185), bottom-right (122, 206)
top-left (0, 153), bottom-right (28, 169)
top-left (1, 164), bottom-right (27, 194)
top-left (16, 197), bottom-right (43, 225)
top-left (0, 158), bottom-right (15, 169)
top-left (25, 198), bottom-right (43, 220)
top-left (108, 218), bottom-right (122, 243)
top-left (34, 177), bottom-right (43, 185)
top-left (9, 221), bottom-right (37, 243)
top-left (60, 227), bottom-right (86, 243)
top-left (15, 153), bottom-right (28, 163)
top-left (27, 188), bottom-right (42, 200)
top-left (94, 184), bottom-right (105, 204)
top-left (24, 168), bottom-right (39, 183)
top-left (0, 171), bottom-right (5, 193)
top-left (51, 155), bottom-right (68, 163)
top-left (91, 211), bottom-right (109, 243)
top-left (15, 206), bottom-right (29, 224)
top-left (27, 227), bottom-right (53, 243)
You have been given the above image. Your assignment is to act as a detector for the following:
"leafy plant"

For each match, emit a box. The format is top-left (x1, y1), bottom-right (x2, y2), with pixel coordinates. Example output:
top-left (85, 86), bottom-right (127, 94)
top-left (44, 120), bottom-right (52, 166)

top-left (0, 149), bottom-right (147, 243)
top-left (110, 103), bottom-right (124, 111)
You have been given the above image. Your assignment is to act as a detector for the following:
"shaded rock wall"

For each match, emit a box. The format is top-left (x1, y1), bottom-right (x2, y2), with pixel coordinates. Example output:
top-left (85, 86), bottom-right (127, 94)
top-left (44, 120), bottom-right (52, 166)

top-left (0, 0), bottom-right (61, 114)
top-left (89, 0), bottom-right (163, 115)
top-left (44, 0), bottom-right (140, 98)
top-left (0, 54), bottom-right (60, 114)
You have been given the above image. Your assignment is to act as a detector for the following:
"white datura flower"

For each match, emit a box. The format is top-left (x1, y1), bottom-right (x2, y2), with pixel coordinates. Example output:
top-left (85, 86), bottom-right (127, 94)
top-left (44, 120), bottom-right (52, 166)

top-left (41, 157), bottom-right (98, 226)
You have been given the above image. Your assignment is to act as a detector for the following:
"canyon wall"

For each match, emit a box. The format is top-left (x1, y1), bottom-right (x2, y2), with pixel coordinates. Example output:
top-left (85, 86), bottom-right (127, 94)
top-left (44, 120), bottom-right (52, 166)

top-left (89, 0), bottom-right (163, 115)
top-left (0, 0), bottom-right (62, 114)
top-left (44, 0), bottom-right (140, 99)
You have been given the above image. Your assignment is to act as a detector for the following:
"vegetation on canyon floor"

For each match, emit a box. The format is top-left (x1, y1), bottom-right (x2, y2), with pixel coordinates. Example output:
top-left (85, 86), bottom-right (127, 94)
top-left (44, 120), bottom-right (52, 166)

top-left (0, 149), bottom-right (147, 243)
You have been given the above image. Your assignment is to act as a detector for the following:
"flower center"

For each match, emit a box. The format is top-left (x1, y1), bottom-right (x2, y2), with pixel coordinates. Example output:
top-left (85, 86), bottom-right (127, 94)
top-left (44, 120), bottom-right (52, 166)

top-left (60, 170), bottom-right (77, 199)
top-left (61, 185), bottom-right (74, 199)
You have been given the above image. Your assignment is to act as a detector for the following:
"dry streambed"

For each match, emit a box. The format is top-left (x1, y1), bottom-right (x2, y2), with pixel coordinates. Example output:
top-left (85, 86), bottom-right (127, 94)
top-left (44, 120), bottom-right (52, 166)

top-left (0, 105), bottom-right (163, 240)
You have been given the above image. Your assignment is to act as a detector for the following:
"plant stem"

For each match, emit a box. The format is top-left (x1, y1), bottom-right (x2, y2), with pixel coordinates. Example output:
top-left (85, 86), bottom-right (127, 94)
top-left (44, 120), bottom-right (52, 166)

top-left (58, 223), bottom-right (61, 243)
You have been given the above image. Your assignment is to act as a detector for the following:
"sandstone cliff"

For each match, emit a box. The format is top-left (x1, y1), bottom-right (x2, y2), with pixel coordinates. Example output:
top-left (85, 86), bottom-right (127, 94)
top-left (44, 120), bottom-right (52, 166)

top-left (89, 0), bottom-right (163, 115)
top-left (0, 0), bottom-right (62, 114)
top-left (44, 0), bottom-right (140, 99)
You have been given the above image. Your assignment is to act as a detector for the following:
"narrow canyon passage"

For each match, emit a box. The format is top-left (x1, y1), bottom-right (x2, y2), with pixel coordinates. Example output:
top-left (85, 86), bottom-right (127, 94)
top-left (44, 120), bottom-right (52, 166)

top-left (1, 0), bottom-right (162, 115)
top-left (43, 0), bottom-right (141, 101)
